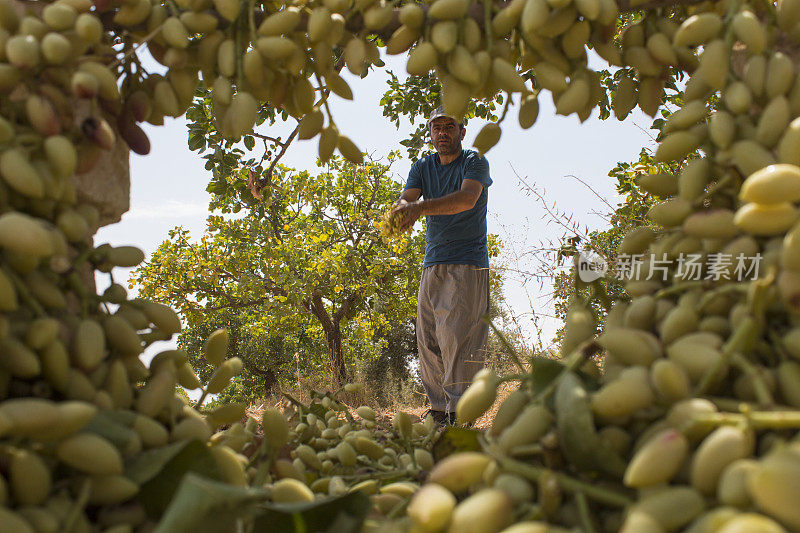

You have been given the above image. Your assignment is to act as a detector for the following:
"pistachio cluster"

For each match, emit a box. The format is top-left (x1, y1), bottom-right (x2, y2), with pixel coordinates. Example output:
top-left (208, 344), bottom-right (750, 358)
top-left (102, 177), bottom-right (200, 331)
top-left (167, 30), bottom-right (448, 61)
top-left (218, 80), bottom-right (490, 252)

top-left (396, 1), bottom-right (800, 530)
top-left (257, 389), bottom-right (438, 521)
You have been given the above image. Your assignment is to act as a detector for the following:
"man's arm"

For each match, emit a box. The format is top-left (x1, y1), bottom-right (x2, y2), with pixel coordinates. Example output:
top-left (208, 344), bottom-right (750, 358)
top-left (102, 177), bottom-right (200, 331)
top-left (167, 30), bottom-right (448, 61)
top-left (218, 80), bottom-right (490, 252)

top-left (392, 179), bottom-right (483, 230)
top-left (399, 188), bottom-right (422, 204)
top-left (418, 179), bottom-right (483, 215)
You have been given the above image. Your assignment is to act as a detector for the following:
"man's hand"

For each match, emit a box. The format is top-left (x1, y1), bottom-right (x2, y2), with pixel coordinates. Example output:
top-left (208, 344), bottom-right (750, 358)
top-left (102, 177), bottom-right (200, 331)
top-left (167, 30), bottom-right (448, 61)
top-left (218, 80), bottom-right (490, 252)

top-left (391, 199), bottom-right (423, 231)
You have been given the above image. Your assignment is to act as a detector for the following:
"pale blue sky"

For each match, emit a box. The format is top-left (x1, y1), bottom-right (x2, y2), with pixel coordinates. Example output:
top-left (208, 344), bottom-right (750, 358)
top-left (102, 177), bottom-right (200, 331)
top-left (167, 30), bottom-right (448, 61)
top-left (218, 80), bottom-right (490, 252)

top-left (97, 52), bottom-right (657, 359)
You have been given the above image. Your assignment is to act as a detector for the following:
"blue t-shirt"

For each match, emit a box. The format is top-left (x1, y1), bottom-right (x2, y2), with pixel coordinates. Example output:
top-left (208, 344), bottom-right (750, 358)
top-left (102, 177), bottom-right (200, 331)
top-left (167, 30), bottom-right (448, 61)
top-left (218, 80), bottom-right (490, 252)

top-left (404, 149), bottom-right (492, 268)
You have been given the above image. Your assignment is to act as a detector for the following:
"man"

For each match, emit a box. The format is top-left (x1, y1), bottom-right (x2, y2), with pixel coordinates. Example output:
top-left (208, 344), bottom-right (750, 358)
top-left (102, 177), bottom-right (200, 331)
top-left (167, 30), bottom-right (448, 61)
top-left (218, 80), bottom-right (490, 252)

top-left (392, 106), bottom-right (492, 425)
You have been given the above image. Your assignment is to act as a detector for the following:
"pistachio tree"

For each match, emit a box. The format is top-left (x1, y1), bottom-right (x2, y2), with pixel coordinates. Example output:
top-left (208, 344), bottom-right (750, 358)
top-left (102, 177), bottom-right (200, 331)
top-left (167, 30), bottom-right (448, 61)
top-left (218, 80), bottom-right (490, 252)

top-left (133, 155), bottom-right (425, 385)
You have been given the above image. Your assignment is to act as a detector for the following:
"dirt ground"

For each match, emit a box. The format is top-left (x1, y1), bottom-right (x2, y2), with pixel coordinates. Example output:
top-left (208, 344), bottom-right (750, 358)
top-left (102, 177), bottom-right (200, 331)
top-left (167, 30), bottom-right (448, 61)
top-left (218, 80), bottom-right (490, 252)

top-left (245, 378), bottom-right (520, 432)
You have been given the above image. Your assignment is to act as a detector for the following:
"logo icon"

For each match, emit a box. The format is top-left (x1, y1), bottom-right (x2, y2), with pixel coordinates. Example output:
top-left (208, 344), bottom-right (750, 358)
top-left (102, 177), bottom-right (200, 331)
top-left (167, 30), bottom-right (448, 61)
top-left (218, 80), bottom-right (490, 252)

top-left (576, 251), bottom-right (608, 283)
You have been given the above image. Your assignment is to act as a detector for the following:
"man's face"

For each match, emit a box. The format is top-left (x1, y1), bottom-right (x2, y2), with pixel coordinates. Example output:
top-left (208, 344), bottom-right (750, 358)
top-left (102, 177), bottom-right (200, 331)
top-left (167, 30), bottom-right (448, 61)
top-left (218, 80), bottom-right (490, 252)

top-left (429, 117), bottom-right (465, 156)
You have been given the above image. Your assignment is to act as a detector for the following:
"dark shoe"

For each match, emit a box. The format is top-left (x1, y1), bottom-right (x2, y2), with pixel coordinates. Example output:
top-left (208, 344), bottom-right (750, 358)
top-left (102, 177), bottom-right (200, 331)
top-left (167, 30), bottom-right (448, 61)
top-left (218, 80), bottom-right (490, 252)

top-left (444, 412), bottom-right (473, 427)
top-left (423, 409), bottom-right (448, 426)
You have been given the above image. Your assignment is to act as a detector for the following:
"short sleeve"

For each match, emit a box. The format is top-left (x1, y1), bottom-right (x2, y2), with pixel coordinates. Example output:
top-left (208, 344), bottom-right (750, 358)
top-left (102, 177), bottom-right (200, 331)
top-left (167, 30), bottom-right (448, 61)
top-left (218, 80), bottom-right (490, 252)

top-left (405, 160), bottom-right (423, 191)
top-left (464, 152), bottom-right (492, 187)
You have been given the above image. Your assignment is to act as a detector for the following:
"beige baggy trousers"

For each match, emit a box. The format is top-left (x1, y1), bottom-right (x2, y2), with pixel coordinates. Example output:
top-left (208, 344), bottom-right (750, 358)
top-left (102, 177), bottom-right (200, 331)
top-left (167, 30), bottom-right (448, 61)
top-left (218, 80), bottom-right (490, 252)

top-left (417, 264), bottom-right (489, 413)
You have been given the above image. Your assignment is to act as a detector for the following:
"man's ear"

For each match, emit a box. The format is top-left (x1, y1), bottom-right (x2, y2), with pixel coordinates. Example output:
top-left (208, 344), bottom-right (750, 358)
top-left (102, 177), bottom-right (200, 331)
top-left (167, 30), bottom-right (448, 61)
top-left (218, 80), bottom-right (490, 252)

top-left (459, 127), bottom-right (466, 140)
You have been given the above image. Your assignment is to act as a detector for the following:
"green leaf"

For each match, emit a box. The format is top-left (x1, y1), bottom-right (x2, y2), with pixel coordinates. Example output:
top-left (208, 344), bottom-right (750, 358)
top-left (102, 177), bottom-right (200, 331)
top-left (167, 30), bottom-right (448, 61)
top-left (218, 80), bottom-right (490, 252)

top-left (252, 490), bottom-right (371, 532)
top-left (127, 440), bottom-right (220, 519)
top-left (432, 427), bottom-right (481, 462)
top-left (554, 372), bottom-right (601, 471)
top-left (154, 473), bottom-right (269, 533)
top-left (188, 133), bottom-right (206, 152)
top-left (530, 356), bottom-right (565, 395)
top-left (83, 412), bottom-right (139, 450)
top-left (211, 181), bottom-right (228, 195)
top-left (308, 401), bottom-right (329, 420)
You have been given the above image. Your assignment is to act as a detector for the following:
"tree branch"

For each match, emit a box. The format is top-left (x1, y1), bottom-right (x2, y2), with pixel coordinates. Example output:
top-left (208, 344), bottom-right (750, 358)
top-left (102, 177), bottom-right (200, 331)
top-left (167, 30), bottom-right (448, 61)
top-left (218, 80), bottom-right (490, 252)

top-left (196, 282), bottom-right (287, 312)
top-left (251, 132), bottom-right (285, 145)
top-left (260, 124), bottom-right (300, 190)
top-left (198, 296), bottom-right (268, 312)
top-left (309, 290), bottom-right (335, 335)
top-left (333, 291), bottom-right (361, 323)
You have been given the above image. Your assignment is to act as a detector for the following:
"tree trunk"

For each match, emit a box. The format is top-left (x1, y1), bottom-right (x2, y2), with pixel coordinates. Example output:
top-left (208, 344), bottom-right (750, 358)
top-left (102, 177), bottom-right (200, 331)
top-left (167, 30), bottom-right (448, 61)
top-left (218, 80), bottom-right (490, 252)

top-left (241, 359), bottom-right (280, 399)
top-left (262, 368), bottom-right (278, 397)
top-left (323, 322), bottom-right (348, 387)
top-left (308, 291), bottom-right (349, 387)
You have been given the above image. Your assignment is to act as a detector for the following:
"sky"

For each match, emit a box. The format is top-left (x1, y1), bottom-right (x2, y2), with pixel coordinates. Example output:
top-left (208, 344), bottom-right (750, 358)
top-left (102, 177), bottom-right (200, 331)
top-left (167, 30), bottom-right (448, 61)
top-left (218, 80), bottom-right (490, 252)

top-left (96, 52), bottom-right (658, 364)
